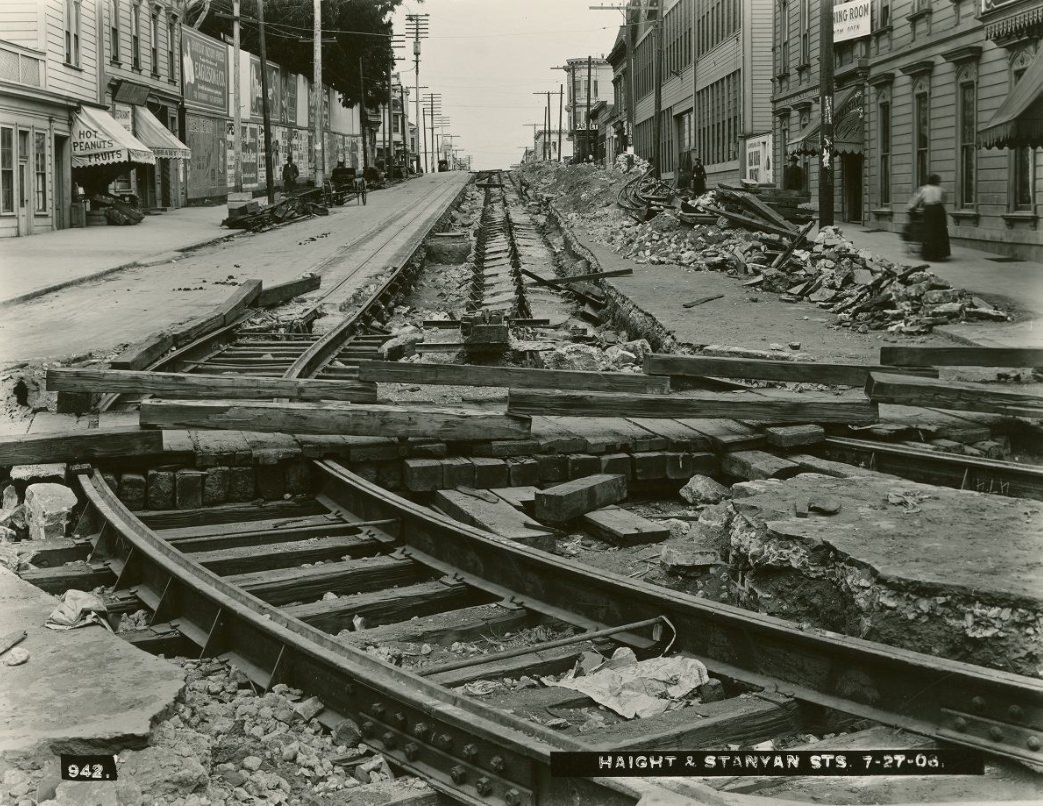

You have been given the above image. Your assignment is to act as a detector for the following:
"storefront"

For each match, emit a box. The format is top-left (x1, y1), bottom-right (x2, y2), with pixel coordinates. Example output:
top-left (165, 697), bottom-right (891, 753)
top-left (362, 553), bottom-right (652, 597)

top-left (70, 104), bottom-right (155, 195)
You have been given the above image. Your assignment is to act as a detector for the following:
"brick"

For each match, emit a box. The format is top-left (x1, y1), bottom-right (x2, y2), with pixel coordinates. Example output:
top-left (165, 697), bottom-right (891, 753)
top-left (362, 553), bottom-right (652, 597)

top-left (203, 467), bottom-right (230, 506)
top-left (146, 470), bottom-right (176, 510)
top-left (256, 464), bottom-right (286, 499)
top-left (117, 473), bottom-right (147, 510)
top-left (441, 457), bottom-right (475, 489)
top-left (403, 459), bottom-right (444, 492)
top-left (227, 467), bottom-right (256, 502)
top-left (600, 453), bottom-right (633, 479)
top-left (567, 454), bottom-right (600, 479)
top-left (508, 458), bottom-right (539, 487)
top-left (469, 457), bottom-right (509, 488)
top-left (535, 454), bottom-right (567, 484)
top-left (632, 452), bottom-right (667, 480)
top-left (175, 470), bottom-right (205, 510)
top-left (284, 461), bottom-right (312, 496)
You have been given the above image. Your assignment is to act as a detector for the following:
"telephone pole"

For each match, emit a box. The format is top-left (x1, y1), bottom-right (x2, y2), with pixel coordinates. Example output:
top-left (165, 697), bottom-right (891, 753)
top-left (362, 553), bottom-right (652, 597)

top-left (311, 0), bottom-right (322, 186)
top-left (359, 57), bottom-right (369, 169)
top-left (558, 85), bottom-right (564, 163)
top-left (818, 0), bottom-right (835, 226)
top-left (586, 55), bottom-right (593, 161)
top-left (652, 9), bottom-right (663, 178)
top-left (407, 14), bottom-right (429, 173)
top-left (256, 0), bottom-right (274, 202)
top-left (232, 0), bottom-right (242, 191)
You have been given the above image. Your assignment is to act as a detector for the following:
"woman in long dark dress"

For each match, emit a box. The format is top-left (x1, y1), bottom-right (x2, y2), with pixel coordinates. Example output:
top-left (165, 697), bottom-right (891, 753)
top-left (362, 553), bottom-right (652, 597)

top-left (908, 174), bottom-right (950, 261)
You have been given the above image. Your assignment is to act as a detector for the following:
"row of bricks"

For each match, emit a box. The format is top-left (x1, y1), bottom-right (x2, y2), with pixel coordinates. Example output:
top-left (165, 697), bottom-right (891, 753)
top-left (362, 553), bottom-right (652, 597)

top-left (99, 462), bottom-right (314, 511)
top-left (396, 451), bottom-right (720, 493)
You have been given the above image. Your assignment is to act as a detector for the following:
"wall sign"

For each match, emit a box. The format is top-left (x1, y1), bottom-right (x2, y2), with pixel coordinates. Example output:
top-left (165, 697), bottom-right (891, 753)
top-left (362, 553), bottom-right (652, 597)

top-left (834, 0), bottom-right (872, 43)
top-left (182, 27), bottom-right (229, 115)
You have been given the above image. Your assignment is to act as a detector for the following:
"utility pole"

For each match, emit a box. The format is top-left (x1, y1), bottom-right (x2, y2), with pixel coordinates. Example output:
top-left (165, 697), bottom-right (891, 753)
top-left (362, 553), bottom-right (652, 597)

top-left (359, 57), bottom-right (368, 169)
top-left (311, 0), bottom-right (322, 187)
top-left (423, 93), bottom-right (442, 170)
top-left (256, 0), bottom-right (274, 202)
top-left (818, 0), bottom-right (835, 226)
top-left (386, 60), bottom-right (393, 173)
top-left (407, 14), bottom-right (429, 173)
top-left (652, 10), bottom-right (663, 178)
top-left (586, 55), bottom-right (593, 161)
top-left (558, 85), bottom-right (563, 163)
top-left (232, 0), bottom-right (242, 191)
top-left (421, 106), bottom-right (427, 172)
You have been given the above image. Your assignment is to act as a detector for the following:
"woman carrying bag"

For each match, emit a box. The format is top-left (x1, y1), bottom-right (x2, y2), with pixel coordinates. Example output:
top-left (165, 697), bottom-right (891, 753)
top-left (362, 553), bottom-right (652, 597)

top-left (907, 174), bottom-right (950, 262)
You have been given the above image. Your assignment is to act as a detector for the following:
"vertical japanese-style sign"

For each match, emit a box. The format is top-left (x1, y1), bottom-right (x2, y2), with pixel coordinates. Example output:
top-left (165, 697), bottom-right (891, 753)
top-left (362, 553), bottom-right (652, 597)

top-left (182, 27), bottom-right (229, 115)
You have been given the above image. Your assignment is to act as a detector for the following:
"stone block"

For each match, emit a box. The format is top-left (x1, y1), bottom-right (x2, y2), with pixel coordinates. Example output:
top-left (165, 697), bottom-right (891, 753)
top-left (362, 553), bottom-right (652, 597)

top-left (508, 458), bottom-right (540, 487)
top-left (679, 474), bottom-right (730, 504)
top-left (375, 461), bottom-right (402, 490)
top-left (9, 463), bottom-right (67, 490)
top-left (666, 452), bottom-right (718, 480)
top-left (191, 430), bottom-right (253, 467)
top-left (227, 467), bottom-right (256, 502)
top-left (720, 451), bottom-right (799, 481)
top-left (475, 440), bottom-right (541, 458)
top-left (284, 462), bottom-right (312, 496)
top-left (632, 452), bottom-right (667, 480)
top-left (256, 464), bottom-right (286, 499)
top-left (600, 453), bottom-right (633, 479)
top-left (403, 459), bottom-right (444, 492)
top-left (470, 457), bottom-right (510, 488)
top-left (146, 470), bottom-right (176, 510)
top-left (244, 432), bottom-right (302, 465)
top-left (765, 425), bottom-right (825, 448)
top-left (175, 470), bottom-right (205, 510)
top-left (25, 483), bottom-right (78, 541)
top-left (567, 454), bottom-right (600, 479)
top-left (441, 457), bottom-right (475, 489)
top-left (535, 454), bottom-right (566, 484)
top-left (117, 473), bottom-right (147, 510)
top-left (203, 467), bottom-right (230, 506)
top-left (101, 472), bottom-right (119, 495)
top-left (409, 441), bottom-right (447, 459)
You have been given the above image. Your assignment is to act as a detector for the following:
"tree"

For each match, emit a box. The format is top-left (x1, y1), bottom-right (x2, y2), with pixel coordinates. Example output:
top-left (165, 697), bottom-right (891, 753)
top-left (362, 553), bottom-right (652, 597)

top-left (197, 0), bottom-right (413, 109)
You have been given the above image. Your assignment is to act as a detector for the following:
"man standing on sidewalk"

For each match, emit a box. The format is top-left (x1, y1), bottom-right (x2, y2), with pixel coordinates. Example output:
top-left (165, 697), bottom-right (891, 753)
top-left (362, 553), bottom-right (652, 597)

top-left (282, 156), bottom-right (299, 195)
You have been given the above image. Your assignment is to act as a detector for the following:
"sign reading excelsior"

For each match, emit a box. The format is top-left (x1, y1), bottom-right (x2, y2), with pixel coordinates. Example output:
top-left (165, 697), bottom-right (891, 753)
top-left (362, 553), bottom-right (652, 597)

top-left (182, 27), bottom-right (228, 114)
top-left (834, 0), bottom-right (872, 43)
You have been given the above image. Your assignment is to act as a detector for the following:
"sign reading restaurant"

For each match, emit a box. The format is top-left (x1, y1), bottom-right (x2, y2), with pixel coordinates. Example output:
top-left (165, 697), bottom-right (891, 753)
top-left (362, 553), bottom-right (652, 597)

top-left (834, 0), bottom-right (872, 43)
top-left (182, 27), bottom-right (228, 114)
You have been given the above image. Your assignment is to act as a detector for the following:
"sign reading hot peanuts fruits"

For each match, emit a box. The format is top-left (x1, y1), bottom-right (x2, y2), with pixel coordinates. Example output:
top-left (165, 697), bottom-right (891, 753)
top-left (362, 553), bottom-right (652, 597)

top-left (834, 0), bottom-right (872, 43)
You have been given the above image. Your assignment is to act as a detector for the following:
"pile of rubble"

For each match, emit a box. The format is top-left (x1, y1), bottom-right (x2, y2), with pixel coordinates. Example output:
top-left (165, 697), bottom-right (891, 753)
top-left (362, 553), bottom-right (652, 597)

top-left (520, 163), bottom-right (1008, 335)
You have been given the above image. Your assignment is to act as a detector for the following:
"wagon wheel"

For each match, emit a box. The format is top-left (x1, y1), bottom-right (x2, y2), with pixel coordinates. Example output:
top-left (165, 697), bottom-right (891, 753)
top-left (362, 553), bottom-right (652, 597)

top-left (360, 184), bottom-right (367, 205)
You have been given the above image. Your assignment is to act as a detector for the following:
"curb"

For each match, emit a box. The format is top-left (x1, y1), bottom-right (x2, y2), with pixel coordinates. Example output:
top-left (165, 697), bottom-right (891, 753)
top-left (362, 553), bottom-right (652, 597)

top-left (0, 231), bottom-right (241, 309)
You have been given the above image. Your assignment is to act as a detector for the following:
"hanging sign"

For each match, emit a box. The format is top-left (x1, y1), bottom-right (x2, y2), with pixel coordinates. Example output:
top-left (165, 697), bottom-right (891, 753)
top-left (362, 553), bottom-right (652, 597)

top-left (834, 0), bottom-right (873, 42)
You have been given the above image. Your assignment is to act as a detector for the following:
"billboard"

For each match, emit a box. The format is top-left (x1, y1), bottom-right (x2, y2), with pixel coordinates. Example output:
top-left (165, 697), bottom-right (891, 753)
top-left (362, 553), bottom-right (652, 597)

top-left (281, 69), bottom-right (297, 125)
top-left (182, 28), bottom-right (228, 114)
top-left (834, 0), bottom-right (872, 43)
top-left (250, 56), bottom-right (281, 119)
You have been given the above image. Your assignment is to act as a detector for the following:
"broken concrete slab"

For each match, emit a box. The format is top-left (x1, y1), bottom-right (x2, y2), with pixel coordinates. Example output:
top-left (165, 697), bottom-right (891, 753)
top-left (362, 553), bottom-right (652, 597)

top-left (0, 568), bottom-right (185, 756)
top-left (727, 474), bottom-right (1043, 676)
top-left (9, 463), bottom-right (67, 489)
top-left (678, 474), bottom-right (730, 505)
top-left (24, 483), bottom-right (78, 542)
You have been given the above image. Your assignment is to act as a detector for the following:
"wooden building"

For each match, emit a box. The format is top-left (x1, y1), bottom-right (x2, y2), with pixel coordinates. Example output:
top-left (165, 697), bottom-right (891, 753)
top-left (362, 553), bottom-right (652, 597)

top-left (772, 0), bottom-right (1043, 259)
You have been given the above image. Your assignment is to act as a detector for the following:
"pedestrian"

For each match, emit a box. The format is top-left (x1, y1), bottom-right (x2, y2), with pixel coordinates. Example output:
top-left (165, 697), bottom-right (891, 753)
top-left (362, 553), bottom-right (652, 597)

top-left (908, 174), bottom-right (950, 262)
top-left (692, 157), bottom-right (707, 195)
top-left (282, 155), bottom-right (299, 194)
top-left (676, 153), bottom-right (693, 193)
top-left (783, 154), bottom-right (803, 191)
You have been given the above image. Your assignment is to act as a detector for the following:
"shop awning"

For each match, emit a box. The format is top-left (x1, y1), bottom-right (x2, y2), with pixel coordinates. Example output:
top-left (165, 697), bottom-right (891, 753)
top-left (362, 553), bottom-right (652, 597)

top-left (71, 106), bottom-right (155, 168)
top-left (787, 86), bottom-right (863, 156)
top-left (978, 46), bottom-right (1043, 149)
top-left (133, 106), bottom-right (191, 159)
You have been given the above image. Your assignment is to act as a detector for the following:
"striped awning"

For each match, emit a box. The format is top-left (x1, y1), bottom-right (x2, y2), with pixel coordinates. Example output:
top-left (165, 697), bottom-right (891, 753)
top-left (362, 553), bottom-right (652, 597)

top-left (133, 106), bottom-right (191, 159)
top-left (978, 46), bottom-right (1043, 149)
top-left (787, 86), bottom-right (863, 156)
top-left (71, 106), bottom-right (155, 168)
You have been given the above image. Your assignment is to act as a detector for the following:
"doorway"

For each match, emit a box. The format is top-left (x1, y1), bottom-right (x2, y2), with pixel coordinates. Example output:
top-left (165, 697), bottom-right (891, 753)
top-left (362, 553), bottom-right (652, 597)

top-left (842, 153), bottom-right (863, 222)
top-left (16, 129), bottom-right (30, 236)
top-left (54, 134), bottom-right (67, 229)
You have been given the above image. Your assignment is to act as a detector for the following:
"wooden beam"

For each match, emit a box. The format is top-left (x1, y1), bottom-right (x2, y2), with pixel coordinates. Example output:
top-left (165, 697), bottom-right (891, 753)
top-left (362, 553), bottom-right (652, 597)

top-left (879, 346), bottom-right (1043, 368)
top-left (534, 474), bottom-right (627, 523)
top-left (770, 221), bottom-right (816, 269)
top-left (257, 274), bottom-right (321, 307)
top-left (216, 279), bottom-right (263, 325)
top-left (139, 399), bottom-right (532, 441)
top-left (866, 372), bottom-right (1043, 416)
top-left (226, 556), bottom-right (425, 605)
top-left (701, 204), bottom-right (799, 238)
top-left (508, 389), bottom-right (879, 425)
top-left (356, 360), bottom-right (669, 394)
top-left (110, 332), bottom-right (174, 370)
top-left (434, 489), bottom-right (554, 548)
top-left (48, 368), bottom-right (378, 403)
top-left (519, 268), bottom-right (603, 307)
top-left (645, 353), bottom-right (938, 386)
top-left (522, 268), bottom-right (633, 287)
top-left (581, 506), bottom-right (669, 545)
top-left (0, 427), bottom-right (167, 466)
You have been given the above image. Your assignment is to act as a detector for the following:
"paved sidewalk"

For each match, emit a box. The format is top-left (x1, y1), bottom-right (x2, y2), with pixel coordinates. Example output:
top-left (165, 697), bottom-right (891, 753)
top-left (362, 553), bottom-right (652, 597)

top-left (0, 206), bottom-right (237, 305)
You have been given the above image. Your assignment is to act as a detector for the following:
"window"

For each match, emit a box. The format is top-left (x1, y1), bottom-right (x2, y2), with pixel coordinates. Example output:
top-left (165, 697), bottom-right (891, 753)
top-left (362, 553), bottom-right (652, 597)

top-left (1011, 62), bottom-right (1035, 211)
top-left (780, 1), bottom-right (790, 71)
top-left (167, 16), bottom-right (176, 78)
top-left (0, 127), bottom-right (12, 213)
top-left (110, 0), bottom-right (120, 63)
top-left (914, 91), bottom-right (929, 187)
top-left (694, 70), bottom-right (741, 166)
top-left (958, 83), bottom-right (975, 207)
top-left (800, 0), bottom-right (809, 63)
top-left (132, 1), bottom-right (141, 70)
top-left (34, 132), bottom-right (46, 213)
top-left (151, 7), bottom-right (160, 74)
top-left (879, 101), bottom-right (891, 203)
top-left (877, 0), bottom-right (891, 27)
top-left (65, 0), bottom-right (81, 66)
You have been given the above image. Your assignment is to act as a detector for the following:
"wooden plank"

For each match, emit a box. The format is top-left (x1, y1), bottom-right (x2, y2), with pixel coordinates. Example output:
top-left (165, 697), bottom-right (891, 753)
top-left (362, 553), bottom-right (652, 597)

top-left (427, 644), bottom-right (581, 687)
top-left (522, 268), bottom-right (633, 287)
top-left (866, 372), bottom-right (1043, 416)
top-left (625, 418), bottom-right (712, 451)
top-left (544, 416), bottom-right (666, 453)
top-left (215, 278), bottom-right (263, 325)
top-left (644, 353), bottom-right (939, 385)
top-left (720, 450), bottom-right (800, 480)
top-left (534, 474), bottom-right (627, 523)
top-left (284, 580), bottom-right (480, 633)
top-left (672, 419), bottom-right (765, 451)
top-left (338, 604), bottom-right (535, 648)
top-left (585, 694), bottom-right (799, 752)
top-left (137, 500), bottom-right (327, 530)
top-left (139, 399), bottom-right (532, 441)
top-left (193, 535), bottom-right (378, 574)
top-left (0, 427), bottom-right (167, 466)
top-left (489, 486), bottom-right (537, 509)
top-left (110, 331), bottom-right (174, 370)
top-left (226, 556), bottom-right (426, 605)
top-left (770, 221), bottom-right (815, 269)
top-left (765, 424), bottom-right (825, 448)
top-left (257, 274), bottom-right (322, 307)
top-left (702, 204), bottom-right (798, 238)
top-left (171, 310), bottom-right (229, 348)
top-left (519, 268), bottom-right (603, 307)
top-left (19, 562), bottom-right (113, 595)
top-left (508, 389), bottom-right (879, 425)
top-left (434, 489), bottom-right (554, 547)
top-left (48, 368), bottom-right (378, 403)
top-left (582, 506), bottom-right (670, 545)
top-left (357, 361), bottom-right (668, 394)
top-left (731, 189), bottom-right (798, 232)
top-left (879, 346), bottom-right (1043, 368)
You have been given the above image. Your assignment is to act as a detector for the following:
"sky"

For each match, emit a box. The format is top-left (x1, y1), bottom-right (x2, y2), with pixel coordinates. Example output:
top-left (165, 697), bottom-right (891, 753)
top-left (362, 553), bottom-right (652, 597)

top-left (391, 0), bottom-right (624, 170)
